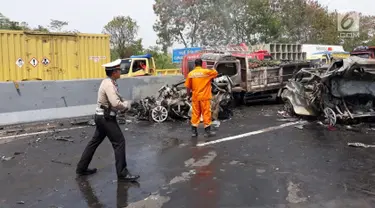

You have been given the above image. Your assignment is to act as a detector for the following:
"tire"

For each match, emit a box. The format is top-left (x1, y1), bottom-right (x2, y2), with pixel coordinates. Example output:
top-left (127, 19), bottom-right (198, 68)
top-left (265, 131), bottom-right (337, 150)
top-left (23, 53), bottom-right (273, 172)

top-left (283, 99), bottom-right (295, 116)
top-left (276, 88), bottom-right (286, 104)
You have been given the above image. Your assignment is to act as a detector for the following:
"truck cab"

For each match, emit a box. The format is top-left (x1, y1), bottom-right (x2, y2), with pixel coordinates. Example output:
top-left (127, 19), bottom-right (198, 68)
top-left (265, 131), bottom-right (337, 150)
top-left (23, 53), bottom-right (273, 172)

top-left (181, 52), bottom-right (242, 86)
top-left (102, 54), bottom-right (156, 78)
top-left (350, 46), bottom-right (375, 59)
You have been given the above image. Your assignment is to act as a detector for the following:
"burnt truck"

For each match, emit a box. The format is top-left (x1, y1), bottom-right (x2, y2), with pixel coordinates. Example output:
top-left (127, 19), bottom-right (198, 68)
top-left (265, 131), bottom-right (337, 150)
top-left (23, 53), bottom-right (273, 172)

top-left (181, 48), bottom-right (311, 104)
top-left (281, 56), bottom-right (375, 126)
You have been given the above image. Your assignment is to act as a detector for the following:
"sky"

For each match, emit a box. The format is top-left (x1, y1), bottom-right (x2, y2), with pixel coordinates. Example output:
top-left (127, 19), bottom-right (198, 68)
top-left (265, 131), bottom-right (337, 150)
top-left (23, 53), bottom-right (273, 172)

top-left (1, 0), bottom-right (373, 49)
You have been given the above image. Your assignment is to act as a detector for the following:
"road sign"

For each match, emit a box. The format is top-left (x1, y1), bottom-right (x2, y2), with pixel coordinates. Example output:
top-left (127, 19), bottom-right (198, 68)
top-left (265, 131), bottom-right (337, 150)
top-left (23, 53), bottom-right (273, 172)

top-left (16, 58), bottom-right (24, 68)
top-left (172, 47), bottom-right (202, 63)
top-left (41, 57), bottom-right (50, 66)
top-left (29, 57), bottom-right (38, 67)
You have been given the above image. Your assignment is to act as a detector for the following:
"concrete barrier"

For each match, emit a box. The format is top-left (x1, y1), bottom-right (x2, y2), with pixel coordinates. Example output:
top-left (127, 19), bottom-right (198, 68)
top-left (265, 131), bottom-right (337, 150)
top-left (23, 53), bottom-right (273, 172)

top-left (0, 75), bottom-right (184, 126)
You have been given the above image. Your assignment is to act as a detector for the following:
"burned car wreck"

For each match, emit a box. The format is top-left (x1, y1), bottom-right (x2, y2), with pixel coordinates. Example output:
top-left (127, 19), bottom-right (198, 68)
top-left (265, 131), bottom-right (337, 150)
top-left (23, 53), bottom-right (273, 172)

top-left (129, 75), bottom-right (234, 123)
top-left (281, 56), bottom-right (375, 126)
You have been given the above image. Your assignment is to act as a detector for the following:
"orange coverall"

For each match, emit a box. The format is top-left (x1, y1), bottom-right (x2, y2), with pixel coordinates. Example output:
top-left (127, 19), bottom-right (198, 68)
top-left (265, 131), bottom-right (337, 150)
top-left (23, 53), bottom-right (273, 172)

top-left (185, 66), bottom-right (218, 128)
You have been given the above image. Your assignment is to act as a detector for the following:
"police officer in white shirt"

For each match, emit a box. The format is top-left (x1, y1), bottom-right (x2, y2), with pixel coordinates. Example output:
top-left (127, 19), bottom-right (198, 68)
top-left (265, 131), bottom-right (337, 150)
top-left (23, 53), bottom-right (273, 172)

top-left (76, 61), bottom-right (140, 182)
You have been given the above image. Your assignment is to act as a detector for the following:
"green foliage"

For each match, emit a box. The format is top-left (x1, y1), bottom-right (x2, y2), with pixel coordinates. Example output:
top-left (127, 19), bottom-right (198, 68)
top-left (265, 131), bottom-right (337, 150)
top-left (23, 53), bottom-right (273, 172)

top-left (0, 13), bottom-right (29, 30)
top-left (145, 46), bottom-right (178, 69)
top-left (103, 16), bottom-right (143, 59)
top-left (153, 0), bottom-right (375, 51)
top-left (0, 13), bottom-right (75, 33)
top-left (48, 19), bottom-right (68, 32)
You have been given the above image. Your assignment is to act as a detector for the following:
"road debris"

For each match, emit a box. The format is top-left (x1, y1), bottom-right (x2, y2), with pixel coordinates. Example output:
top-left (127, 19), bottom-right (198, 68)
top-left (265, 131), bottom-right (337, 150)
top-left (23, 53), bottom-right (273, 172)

top-left (212, 120), bottom-right (221, 128)
top-left (16, 201), bottom-right (25, 204)
top-left (1, 155), bottom-right (15, 161)
top-left (51, 159), bottom-right (72, 166)
top-left (277, 118), bottom-right (299, 122)
top-left (348, 142), bottom-right (375, 148)
top-left (117, 118), bottom-right (126, 125)
top-left (54, 135), bottom-right (74, 142)
top-left (277, 110), bottom-right (291, 118)
top-left (294, 124), bottom-right (305, 130)
top-left (87, 119), bottom-right (95, 126)
top-left (71, 119), bottom-right (92, 126)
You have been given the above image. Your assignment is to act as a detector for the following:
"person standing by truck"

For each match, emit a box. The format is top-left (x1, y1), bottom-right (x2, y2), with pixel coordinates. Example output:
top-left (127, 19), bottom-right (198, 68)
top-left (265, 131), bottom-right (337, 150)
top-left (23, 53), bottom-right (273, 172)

top-left (76, 66), bottom-right (140, 182)
top-left (185, 58), bottom-right (218, 137)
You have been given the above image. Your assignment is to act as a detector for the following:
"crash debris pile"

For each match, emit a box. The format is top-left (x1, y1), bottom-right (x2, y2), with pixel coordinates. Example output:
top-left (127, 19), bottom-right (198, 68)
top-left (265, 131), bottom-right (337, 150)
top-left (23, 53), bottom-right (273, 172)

top-left (248, 59), bottom-right (281, 69)
top-left (281, 56), bottom-right (375, 126)
top-left (129, 75), bottom-right (234, 123)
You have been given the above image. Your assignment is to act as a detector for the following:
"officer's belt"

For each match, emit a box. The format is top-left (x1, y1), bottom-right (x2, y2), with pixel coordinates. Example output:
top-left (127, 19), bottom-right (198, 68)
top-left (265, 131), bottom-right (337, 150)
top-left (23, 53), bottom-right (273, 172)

top-left (95, 107), bottom-right (116, 116)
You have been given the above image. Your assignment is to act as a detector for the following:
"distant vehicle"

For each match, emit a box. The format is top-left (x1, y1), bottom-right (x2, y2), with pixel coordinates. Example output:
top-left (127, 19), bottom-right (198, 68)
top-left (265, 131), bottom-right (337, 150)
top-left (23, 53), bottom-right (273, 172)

top-left (302, 44), bottom-right (345, 58)
top-left (102, 54), bottom-right (180, 78)
top-left (350, 46), bottom-right (375, 59)
top-left (307, 51), bottom-right (350, 66)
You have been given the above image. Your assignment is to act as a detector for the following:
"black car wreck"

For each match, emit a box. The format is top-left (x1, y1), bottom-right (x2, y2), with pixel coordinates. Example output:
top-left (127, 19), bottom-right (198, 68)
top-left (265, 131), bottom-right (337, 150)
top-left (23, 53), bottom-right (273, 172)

top-left (281, 56), bottom-right (375, 126)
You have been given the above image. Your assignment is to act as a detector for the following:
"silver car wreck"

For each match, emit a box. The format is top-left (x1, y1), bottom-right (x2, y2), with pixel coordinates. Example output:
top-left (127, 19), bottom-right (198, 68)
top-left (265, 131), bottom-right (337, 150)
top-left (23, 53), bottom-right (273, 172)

top-left (129, 75), bottom-right (234, 123)
top-left (281, 56), bottom-right (375, 126)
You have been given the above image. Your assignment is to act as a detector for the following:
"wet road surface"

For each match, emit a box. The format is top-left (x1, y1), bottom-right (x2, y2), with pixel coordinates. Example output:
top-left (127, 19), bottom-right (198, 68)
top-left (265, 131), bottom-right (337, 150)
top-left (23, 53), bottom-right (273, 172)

top-left (2, 104), bottom-right (375, 207)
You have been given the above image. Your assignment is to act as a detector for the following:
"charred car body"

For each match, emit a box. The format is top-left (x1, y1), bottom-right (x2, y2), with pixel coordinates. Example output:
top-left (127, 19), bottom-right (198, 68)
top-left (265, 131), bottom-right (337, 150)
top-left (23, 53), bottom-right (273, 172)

top-left (281, 56), bottom-right (375, 126)
top-left (130, 74), bottom-right (234, 123)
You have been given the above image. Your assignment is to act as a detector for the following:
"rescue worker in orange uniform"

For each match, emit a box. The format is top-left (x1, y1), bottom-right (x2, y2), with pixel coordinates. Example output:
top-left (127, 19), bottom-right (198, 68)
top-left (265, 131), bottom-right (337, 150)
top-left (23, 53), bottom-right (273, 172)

top-left (185, 58), bottom-right (218, 137)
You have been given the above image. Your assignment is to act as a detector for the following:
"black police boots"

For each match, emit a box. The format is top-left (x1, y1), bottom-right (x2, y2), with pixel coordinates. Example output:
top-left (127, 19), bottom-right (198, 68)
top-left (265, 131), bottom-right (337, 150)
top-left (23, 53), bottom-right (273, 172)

top-left (204, 126), bottom-right (216, 138)
top-left (191, 126), bottom-right (198, 137)
top-left (118, 171), bottom-right (140, 182)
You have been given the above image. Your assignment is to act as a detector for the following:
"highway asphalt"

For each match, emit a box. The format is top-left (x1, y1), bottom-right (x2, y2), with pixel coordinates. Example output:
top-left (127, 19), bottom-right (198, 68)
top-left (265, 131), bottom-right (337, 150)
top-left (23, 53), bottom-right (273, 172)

top-left (1, 104), bottom-right (375, 208)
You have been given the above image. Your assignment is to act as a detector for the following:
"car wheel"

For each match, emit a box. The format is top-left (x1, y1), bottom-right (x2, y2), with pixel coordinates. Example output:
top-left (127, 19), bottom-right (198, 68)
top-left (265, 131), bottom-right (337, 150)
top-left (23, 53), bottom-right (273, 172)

top-left (283, 99), bottom-right (295, 116)
top-left (151, 105), bottom-right (168, 123)
top-left (323, 107), bottom-right (337, 126)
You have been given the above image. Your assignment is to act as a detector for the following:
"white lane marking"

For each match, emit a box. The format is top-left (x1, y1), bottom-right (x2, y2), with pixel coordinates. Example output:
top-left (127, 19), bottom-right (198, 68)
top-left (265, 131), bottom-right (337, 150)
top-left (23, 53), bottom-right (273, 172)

top-left (0, 126), bottom-right (89, 141)
top-left (169, 151), bottom-right (217, 185)
top-left (197, 121), bottom-right (308, 147)
top-left (128, 151), bottom-right (217, 207)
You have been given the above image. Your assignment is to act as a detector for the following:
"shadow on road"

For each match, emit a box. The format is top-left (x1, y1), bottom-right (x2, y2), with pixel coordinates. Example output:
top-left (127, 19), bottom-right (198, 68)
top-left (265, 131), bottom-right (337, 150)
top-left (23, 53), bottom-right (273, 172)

top-left (75, 176), bottom-right (140, 208)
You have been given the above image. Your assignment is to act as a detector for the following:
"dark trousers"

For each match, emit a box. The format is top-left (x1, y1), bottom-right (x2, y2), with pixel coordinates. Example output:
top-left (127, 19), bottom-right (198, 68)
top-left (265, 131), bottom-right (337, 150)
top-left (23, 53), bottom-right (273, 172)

top-left (76, 115), bottom-right (128, 176)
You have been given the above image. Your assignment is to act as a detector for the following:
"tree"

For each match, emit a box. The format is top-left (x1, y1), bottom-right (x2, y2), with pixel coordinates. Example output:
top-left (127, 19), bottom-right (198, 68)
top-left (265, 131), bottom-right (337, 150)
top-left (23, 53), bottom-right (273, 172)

top-left (153, 0), bottom-right (373, 49)
top-left (144, 46), bottom-right (177, 69)
top-left (103, 16), bottom-right (142, 59)
top-left (153, 0), bottom-right (214, 47)
top-left (34, 25), bottom-right (50, 32)
top-left (0, 13), bottom-right (29, 30)
top-left (153, 0), bottom-right (286, 47)
top-left (49, 19), bottom-right (68, 32)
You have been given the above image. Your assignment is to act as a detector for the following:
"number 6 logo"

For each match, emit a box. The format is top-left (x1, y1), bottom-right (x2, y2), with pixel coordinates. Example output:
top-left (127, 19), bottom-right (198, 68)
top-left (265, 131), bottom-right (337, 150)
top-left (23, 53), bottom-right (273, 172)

top-left (338, 12), bottom-right (360, 32)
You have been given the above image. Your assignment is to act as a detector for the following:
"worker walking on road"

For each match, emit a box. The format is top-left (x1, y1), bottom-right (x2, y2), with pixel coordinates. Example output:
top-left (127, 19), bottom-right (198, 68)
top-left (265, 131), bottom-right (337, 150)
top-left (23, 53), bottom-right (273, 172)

top-left (185, 58), bottom-right (218, 137)
top-left (76, 65), bottom-right (140, 182)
